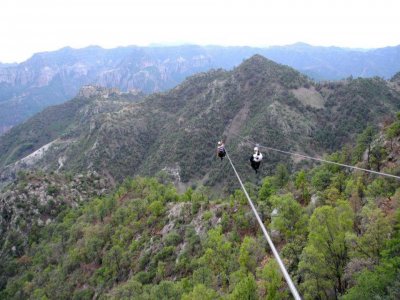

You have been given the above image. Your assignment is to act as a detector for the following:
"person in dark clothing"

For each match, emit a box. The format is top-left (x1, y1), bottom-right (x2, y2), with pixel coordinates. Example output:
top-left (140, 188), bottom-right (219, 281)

top-left (217, 141), bottom-right (226, 160)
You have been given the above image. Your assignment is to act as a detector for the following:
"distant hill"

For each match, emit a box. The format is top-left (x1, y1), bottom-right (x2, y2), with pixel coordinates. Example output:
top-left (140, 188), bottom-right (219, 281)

top-left (265, 43), bottom-right (400, 80)
top-left (1, 44), bottom-right (400, 134)
top-left (1, 55), bottom-right (400, 190)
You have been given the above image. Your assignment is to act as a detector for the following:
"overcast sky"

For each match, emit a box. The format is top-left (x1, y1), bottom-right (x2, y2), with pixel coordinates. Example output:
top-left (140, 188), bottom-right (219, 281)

top-left (0, 0), bottom-right (399, 63)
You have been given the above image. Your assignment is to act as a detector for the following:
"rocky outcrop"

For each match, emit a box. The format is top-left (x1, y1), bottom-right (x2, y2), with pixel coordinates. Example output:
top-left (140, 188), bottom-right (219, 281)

top-left (77, 85), bottom-right (121, 98)
top-left (0, 170), bottom-right (112, 257)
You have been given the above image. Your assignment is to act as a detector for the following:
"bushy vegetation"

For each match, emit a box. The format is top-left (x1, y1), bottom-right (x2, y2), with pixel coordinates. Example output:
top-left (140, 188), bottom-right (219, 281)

top-left (0, 97), bottom-right (90, 167)
top-left (1, 119), bottom-right (400, 299)
top-left (315, 78), bottom-right (400, 151)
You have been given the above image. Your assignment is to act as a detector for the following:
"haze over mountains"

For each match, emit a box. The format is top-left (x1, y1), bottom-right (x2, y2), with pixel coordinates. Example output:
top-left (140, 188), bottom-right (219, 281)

top-left (0, 43), bottom-right (400, 134)
top-left (1, 55), bottom-right (400, 190)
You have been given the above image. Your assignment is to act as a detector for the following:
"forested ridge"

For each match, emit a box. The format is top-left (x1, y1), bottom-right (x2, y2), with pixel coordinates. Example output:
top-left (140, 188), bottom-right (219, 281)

top-left (1, 116), bottom-right (400, 299)
top-left (2, 55), bottom-right (400, 193)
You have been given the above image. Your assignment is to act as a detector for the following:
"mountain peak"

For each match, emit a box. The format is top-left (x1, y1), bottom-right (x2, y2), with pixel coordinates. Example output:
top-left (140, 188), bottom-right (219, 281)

top-left (234, 54), bottom-right (281, 74)
top-left (234, 54), bottom-right (309, 88)
top-left (243, 54), bottom-right (276, 65)
top-left (391, 71), bottom-right (400, 83)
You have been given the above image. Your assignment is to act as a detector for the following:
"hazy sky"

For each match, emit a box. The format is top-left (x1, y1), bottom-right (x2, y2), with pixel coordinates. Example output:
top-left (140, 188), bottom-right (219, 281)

top-left (1, 0), bottom-right (399, 63)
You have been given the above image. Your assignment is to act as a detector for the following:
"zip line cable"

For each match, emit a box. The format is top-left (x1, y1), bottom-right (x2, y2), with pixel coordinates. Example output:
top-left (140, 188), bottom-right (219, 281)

top-left (231, 133), bottom-right (400, 181)
top-left (225, 150), bottom-right (302, 300)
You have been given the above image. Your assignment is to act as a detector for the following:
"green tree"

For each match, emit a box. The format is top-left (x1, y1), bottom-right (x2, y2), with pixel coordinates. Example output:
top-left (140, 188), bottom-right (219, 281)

top-left (344, 176), bottom-right (365, 214)
top-left (182, 187), bottom-right (193, 202)
top-left (199, 226), bottom-right (234, 289)
top-left (343, 210), bottom-right (400, 299)
top-left (311, 167), bottom-right (332, 191)
top-left (148, 200), bottom-right (165, 217)
top-left (238, 236), bottom-right (264, 274)
top-left (299, 201), bottom-right (354, 298)
top-left (192, 267), bottom-right (213, 287)
top-left (107, 279), bottom-right (143, 299)
top-left (281, 235), bottom-right (307, 274)
top-left (321, 186), bottom-right (344, 206)
top-left (330, 172), bottom-right (347, 194)
top-left (149, 280), bottom-right (183, 299)
top-left (103, 245), bottom-right (124, 281)
top-left (294, 170), bottom-right (311, 204)
top-left (230, 273), bottom-right (258, 300)
top-left (347, 205), bottom-right (392, 261)
top-left (274, 163), bottom-right (290, 188)
top-left (299, 245), bottom-right (331, 299)
top-left (258, 177), bottom-right (276, 202)
top-left (369, 145), bottom-right (387, 171)
top-left (353, 125), bottom-right (375, 167)
top-left (270, 194), bottom-right (308, 242)
top-left (82, 225), bottom-right (107, 264)
top-left (182, 284), bottom-right (220, 300)
top-left (385, 112), bottom-right (400, 149)
top-left (259, 259), bottom-right (287, 300)
top-left (366, 178), bottom-right (396, 199)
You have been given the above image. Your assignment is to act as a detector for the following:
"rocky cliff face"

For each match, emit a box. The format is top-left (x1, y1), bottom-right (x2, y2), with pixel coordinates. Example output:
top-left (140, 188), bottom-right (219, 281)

top-left (0, 170), bottom-right (112, 258)
top-left (0, 46), bottom-right (218, 134)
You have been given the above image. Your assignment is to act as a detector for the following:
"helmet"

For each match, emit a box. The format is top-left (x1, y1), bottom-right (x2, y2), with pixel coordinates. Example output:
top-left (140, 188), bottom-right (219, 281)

top-left (254, 147), bottom-right (259, 152)
top-left (218, 141), bottom-right (222, 145)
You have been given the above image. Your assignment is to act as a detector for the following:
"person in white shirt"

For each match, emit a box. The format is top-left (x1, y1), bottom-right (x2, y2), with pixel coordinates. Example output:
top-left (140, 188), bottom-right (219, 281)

top-left (250, 146), bottom-right (263, 173)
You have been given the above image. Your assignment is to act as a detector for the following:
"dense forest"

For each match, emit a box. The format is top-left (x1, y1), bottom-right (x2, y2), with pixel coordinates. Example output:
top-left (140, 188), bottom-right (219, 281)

top-left (1, 116), bottom-right (400, 299)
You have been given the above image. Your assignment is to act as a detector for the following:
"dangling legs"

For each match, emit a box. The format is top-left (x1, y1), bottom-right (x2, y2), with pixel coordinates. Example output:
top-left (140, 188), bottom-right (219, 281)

top-left (254, 162), bottom-right (260, 174)
top-left (250, 157), bottom-right (258, 173)
top-left (218, 151), bottom-right (226, 161)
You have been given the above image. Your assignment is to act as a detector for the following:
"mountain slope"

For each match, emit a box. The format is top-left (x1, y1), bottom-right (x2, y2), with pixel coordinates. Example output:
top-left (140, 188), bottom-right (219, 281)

top-left (1, 44), bottom-right (400, 134)
top-left (0, 86), bottom-right (143, 169)
top-left (0, 56), bottom-right (314, 187)
top-left (314, 77), bottom-right (400, 149)
top-left (1, 119), bottom-right (400, 298)
top-left (1, 55), bottom-right (400, 191)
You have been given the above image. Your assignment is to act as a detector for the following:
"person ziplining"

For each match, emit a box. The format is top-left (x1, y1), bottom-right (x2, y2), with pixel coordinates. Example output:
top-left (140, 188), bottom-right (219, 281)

top-left (216, 140), bottom-right (226, 161)
top-left (250, 146), bottom-right (263, 173)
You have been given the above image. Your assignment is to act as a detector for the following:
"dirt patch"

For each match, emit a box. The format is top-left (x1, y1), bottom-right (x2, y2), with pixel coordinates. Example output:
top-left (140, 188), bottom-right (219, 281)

top-left (102, 169), bottom-right (116, 187)
top-left (291, 87), bottom-right (325, 108)
top-left (176, 181), bottom-right (190, 194)
top-left (18, 140), bottom-right (57, 166)
top-left (224, 102), bottom-right (250, 144)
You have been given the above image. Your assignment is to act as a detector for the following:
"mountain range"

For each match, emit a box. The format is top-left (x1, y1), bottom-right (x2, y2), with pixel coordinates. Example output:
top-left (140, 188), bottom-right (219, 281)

top-left (1, 52), bottom-right (400, 299)
top-left (1, 55), bottom-right (400, 191)
top-left (1, 43), bottom-right (400, 134)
